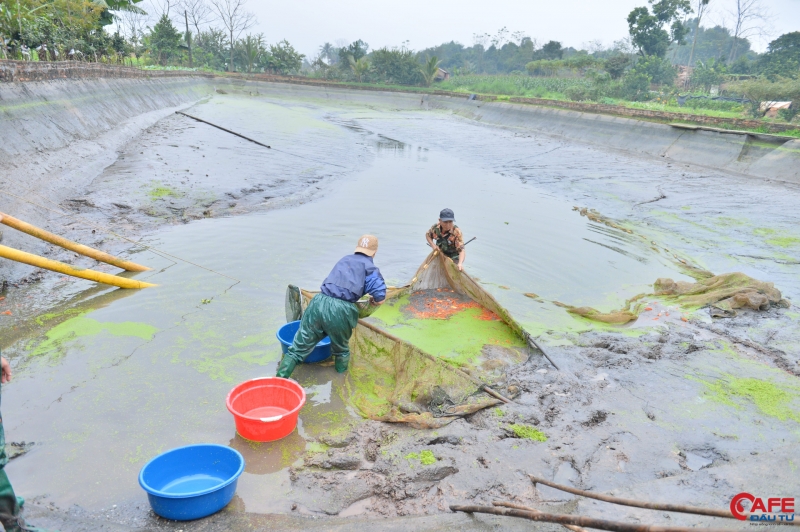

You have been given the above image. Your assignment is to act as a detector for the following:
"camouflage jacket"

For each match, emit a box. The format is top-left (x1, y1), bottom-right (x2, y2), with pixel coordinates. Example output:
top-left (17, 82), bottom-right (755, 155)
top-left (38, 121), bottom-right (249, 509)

top-left (426, 223), bottom-right (464, 259)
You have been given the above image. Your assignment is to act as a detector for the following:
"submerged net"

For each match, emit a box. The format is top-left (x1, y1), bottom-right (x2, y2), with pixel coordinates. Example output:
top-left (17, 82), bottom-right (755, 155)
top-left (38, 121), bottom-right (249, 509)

top-left (295, 251), bottom-right (526, 428)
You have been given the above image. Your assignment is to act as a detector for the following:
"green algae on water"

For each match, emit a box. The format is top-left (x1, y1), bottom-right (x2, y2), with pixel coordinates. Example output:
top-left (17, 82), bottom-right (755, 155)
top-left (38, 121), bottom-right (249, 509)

top-left (752, 228), bottom-right (800, 248)
top-left (370, 293), bottom-right (526, 367)
top-left (30, 317), bottom-right (158, 358)
top-left (690, 374), bottom-right (800, 423)
top-left (508, 423), bottom-right (547, 442)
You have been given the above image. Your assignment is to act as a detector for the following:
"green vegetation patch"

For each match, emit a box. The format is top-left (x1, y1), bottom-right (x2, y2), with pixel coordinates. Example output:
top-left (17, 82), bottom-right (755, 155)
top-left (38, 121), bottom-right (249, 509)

top-left (148, 185), bottom-right (181, 200)
top-left (691, 374), bottom-right (800, 423)
top-left (30, 316), bottom-right (159, 358)
top-left (405, 450), bottom-right (437, 466)
top-left (508, 423), bottom-right (548, 441)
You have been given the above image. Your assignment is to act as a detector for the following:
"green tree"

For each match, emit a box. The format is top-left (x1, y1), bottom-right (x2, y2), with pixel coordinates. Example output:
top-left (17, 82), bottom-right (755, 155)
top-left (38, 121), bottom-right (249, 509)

top-left (628, 0), bottom-right (691, 57)
top-left (420, 55), bottom-right (441, 86)
top-left (338, 39), bottom-right (368, 65)
top-left (99, 0), bottom-right (146, 27)
top-left (758, 32), bottom-right (800, 80)
top-left (265, 39), bottom-right (304, 74)
top-left (636, 55), bottom-right (676, 84)
top-left (690, 58), bottom-right (726, 90)
top-left (540, 40), bottom-right (563, 59)
top-left (194, 28), bottom-right (228, 70)
top-left (319, 41), bottom-right (336, 64)
top-left (238, 33), bottom-right (263, 73)
top-left (623, 69), bottom-right (652, 99)
top-left (370, 47), bottom-right (422, 85)
top-left (604, 55), bottom-right (631, 79)
top-left (349, 55), bottom-right (369, 82)
top-left (0, 1), bottom-right (47, 58)
top-left (149, 14), bottom-right (181, 65)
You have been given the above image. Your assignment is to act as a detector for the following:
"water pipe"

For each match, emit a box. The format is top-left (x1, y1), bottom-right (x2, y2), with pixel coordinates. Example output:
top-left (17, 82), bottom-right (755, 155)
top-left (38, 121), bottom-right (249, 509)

top-left (0, 212), bottom-right (151, 272)
top-left (0, 244), bottom-right (156, 289)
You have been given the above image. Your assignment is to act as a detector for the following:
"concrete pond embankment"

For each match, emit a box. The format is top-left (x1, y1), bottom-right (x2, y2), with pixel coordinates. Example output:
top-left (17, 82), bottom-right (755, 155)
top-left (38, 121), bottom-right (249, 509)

top-left (1, 71), bottom-right (799, 530)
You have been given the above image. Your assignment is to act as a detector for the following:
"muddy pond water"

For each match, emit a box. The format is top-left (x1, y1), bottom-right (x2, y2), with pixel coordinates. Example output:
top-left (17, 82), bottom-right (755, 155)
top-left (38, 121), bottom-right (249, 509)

top-left (3, 92), bottom-right (795, 518)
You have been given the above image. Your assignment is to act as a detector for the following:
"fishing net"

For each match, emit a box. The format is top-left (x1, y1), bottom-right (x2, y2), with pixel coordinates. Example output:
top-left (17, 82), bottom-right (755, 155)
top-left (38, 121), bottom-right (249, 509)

top-left (554, 272), bottom-right (788, 325)
top-left (292, 251), bottom-right (525, 428)
top-left (347, 321), bottom-right (503, 429)
top-left (553, 301), bottom-right (641, 324)
top-left (653, 272), bottom-right (787, 312)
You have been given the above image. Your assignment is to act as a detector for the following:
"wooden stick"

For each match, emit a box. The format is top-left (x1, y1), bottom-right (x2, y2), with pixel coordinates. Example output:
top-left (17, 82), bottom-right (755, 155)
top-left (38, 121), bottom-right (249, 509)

top-left (525, 333), bottom-right (560, 370)
top-left (492, 501), bottom-right (588, 532)
top-left (450, 505), bottom-right (731, 532)
top-left (528, 475), bottom-right (736, 520)
top-left (176, 111), bottom-right (272, 148)
top-left (481, 385), bottom-right (512, 404)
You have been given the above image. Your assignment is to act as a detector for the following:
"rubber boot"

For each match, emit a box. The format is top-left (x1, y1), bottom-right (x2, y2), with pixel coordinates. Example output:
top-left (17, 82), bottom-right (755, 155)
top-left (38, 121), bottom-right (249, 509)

top-left (334, 354), bottom-right (350, 373)
top-left (276, 355), bottom-right (298, 379)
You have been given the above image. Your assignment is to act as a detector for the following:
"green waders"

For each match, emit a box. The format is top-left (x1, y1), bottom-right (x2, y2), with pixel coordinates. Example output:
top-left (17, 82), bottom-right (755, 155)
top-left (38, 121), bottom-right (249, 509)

top-left (277, 294), bottom-right (359, 379)
top-left (0, 382), bottom-right (27, 532)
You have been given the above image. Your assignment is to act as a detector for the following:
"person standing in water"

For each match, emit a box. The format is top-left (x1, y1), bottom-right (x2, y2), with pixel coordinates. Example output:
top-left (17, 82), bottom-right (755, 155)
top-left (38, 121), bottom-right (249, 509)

top-left (276, 235), bottom-right (386, 379)
top-left (426, 208), bottom-right (465, 271)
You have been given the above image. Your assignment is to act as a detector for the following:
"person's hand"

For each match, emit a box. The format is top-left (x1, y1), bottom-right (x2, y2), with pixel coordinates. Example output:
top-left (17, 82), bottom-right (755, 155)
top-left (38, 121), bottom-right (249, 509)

top-left (457, 262), bottom-right (464, 272)
top-left (369, 296), bottom-right (385, 306)
top-left (1, 357), bottom-right (11, 384)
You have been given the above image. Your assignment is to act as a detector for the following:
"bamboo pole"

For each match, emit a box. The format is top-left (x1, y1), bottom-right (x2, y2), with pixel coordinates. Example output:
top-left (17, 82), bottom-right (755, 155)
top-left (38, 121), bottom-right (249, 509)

top-left (528, 475), bottom-right (737, 520)
top-left (0, 212), bottom-right (150, 272)
top-left (450, 505), bottom-right (731, 532)
top-left (0, 245), bottom-right (156, 289)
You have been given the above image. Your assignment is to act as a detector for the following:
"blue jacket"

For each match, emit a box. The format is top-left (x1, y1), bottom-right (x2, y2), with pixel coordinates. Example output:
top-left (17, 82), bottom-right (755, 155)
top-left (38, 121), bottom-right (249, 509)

top-left (321, 253), bottom-right (387, 303)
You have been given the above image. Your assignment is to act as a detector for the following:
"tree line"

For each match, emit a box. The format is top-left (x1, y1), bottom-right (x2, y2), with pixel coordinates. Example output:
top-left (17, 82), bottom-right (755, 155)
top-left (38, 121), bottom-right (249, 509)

top-left (0, 0), bottom-right (305, 74)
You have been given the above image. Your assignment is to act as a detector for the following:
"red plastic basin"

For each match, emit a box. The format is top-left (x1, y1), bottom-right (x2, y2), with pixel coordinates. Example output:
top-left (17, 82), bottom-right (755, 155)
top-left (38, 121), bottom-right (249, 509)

top-left (226, 377), bottom-right (306, 442)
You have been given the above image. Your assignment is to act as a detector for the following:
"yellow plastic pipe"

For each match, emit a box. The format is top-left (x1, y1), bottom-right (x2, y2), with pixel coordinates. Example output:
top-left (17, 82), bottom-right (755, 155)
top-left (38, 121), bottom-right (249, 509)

top-left (0, 212), bottom-right (151, 272)
top-left (0, 245), bottom-right (156, 289)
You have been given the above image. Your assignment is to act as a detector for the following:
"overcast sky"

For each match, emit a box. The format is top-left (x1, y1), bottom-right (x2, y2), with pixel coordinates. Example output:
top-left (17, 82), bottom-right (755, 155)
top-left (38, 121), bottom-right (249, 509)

top-left (141, 0), bottom-right (799, 56)
top-left (240, 0), bottom-right (799, 57)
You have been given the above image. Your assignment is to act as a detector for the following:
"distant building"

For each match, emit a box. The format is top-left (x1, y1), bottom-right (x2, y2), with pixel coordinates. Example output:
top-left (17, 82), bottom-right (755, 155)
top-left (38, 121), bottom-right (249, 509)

top-left (760, 101), bottom-right (793, 118)
top-left (435, 68), bottom-right (450, 81)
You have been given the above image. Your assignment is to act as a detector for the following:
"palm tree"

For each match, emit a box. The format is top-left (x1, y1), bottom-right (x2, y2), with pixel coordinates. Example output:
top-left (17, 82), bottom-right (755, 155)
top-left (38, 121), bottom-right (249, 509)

top-left (319, 41), bottom-right (335, 64)
top-left (241, 33), bottom-right (263, 73)
top-left (349, 55), bottom-right (369, 82)
top-left (420, 55), bottom-right (441, 87)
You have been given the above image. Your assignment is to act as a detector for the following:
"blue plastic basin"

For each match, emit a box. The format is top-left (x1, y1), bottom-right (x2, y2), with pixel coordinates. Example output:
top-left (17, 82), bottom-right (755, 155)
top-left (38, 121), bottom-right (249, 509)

top-left (277, 320), bottom-right (331, 363)
top-left (139, 444), bottom-right (244, 521)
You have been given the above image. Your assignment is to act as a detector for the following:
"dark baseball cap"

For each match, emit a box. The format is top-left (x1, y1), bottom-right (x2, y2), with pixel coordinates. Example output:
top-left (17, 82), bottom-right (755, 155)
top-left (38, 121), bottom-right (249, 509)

top-left (439, 208), bottom-right (455, 221)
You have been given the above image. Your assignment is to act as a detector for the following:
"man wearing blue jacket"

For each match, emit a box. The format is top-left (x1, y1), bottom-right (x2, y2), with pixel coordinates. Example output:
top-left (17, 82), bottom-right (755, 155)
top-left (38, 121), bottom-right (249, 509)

top-left (277, 235), bottom-right (386, 379)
